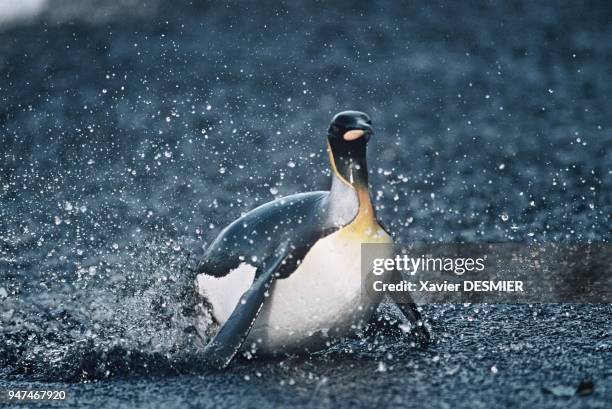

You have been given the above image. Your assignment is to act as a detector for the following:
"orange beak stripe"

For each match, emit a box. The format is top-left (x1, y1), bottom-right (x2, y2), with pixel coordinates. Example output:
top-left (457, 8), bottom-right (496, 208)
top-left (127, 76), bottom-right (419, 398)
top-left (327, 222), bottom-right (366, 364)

top-left (343, 130), bottom-right (365, 141)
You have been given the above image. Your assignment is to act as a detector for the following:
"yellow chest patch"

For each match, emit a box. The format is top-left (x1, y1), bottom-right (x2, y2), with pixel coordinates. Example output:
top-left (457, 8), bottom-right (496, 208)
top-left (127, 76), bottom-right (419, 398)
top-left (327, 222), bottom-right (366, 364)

top-left (337, 187), bottom-right (393, 244)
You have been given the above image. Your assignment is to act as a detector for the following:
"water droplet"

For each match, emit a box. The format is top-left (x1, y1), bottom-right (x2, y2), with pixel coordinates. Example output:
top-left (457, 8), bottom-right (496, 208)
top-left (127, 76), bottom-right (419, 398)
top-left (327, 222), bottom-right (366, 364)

top-left (398, 322), bottom-right (412, 333)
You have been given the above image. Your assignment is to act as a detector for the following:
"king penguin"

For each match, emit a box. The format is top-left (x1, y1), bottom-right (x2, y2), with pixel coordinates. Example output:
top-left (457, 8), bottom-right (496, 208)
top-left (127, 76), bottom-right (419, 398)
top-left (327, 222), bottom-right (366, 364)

top-left (195, 111), bottom-right (429, 368)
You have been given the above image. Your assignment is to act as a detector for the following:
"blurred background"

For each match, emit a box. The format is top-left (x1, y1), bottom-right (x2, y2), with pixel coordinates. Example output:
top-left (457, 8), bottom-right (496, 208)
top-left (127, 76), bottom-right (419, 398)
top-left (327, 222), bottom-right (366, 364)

top-left (0, 1), bottom-right (611, 407)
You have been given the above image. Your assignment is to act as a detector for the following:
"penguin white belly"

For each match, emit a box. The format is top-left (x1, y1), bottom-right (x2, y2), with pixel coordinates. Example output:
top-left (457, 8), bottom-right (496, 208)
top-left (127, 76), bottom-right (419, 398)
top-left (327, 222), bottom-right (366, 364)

top-left (248, 229), bottom-right (391, 355)
top-left (196, 263), bottom-right (256, 324)
top-left (196, 226), bottom-right (392, 356)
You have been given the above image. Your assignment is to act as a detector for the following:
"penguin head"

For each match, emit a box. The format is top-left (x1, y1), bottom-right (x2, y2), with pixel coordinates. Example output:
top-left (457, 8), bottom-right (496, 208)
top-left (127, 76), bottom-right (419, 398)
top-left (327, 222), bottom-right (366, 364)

top-left (327, 111), bottom-right (373, 144)
top-left (326, 111), bottom-right (372, 187)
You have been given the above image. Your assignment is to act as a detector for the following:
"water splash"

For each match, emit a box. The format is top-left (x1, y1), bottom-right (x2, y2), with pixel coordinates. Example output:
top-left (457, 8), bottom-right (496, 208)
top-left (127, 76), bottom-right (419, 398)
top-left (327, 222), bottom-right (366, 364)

top-left (0, 237), bottom-right (215, 381)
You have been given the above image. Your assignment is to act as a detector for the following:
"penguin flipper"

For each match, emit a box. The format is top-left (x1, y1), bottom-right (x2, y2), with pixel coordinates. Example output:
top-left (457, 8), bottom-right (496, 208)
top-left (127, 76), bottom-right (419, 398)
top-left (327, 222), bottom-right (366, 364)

top-left (196, 191), bottom-right (329, 279)
top-left (396, 301), bottom-right (430, 347)
top-left (389, 269), bottom-right (430, 347)
top-left (202, 243), bottom-right (289, 369)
